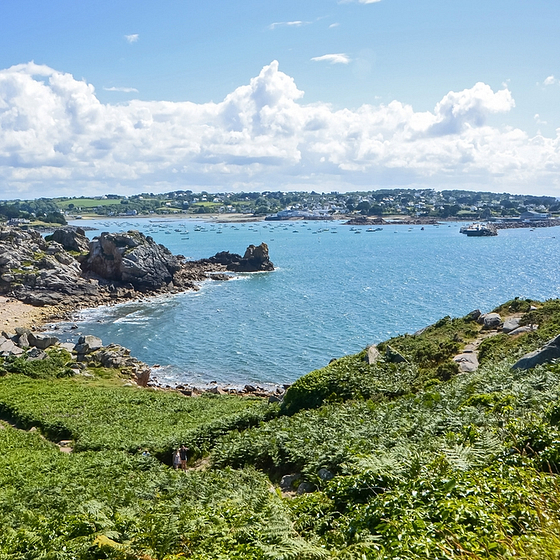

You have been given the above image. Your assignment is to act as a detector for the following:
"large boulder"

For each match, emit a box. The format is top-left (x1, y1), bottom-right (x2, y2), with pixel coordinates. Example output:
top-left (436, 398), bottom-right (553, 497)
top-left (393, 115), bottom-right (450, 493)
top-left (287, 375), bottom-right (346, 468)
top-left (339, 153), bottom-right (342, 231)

top-left (366, 345), bottom-right (380, 364)
top-left (74, 335), bottom-right (104, 357)
top-left (46, 227), bottom-right (90, 253)
top-left (0, 336), bottom-right (24, 357)
top-left (480, 313), bottom-right (502, 330)
top-left (83, 231), bottom-right (181, 291)
top-left (512, 334), bottom-right (560, 370)
top-left (28, 332), bottom-right (59, 350)
top-left (453, 352), bottom-right (479, 372)
top-left (502, 317), bottom-right (521, 333)
top-left (508, 325), bottom-right (538, 336)
top-left (385, 345), bottom-right (407, 363)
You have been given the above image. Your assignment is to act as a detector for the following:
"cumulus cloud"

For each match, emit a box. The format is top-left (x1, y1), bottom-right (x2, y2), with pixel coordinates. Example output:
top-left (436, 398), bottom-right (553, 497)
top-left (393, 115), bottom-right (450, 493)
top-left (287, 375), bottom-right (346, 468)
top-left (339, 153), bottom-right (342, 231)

top-left (104, 86), bottom-right (139, 93)
top-left (1, 60), bottom-right (560, 198)
top-left (125, 34), bottom-right (139, 43)
top-left (311, 53), bottom-right (351, 64)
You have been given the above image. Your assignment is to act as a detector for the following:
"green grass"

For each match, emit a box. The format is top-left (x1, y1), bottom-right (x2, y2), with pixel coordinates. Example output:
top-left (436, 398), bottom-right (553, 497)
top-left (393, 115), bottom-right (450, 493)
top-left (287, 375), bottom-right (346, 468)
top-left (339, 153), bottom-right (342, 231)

top-left (213, 360), bottom-right (560, 476)
top-left (281, 313), bottom-right (482, 415)
top-left (0, 375), bottom-right (275, 459)
top-left (55, 198), bottom-right (124, 209)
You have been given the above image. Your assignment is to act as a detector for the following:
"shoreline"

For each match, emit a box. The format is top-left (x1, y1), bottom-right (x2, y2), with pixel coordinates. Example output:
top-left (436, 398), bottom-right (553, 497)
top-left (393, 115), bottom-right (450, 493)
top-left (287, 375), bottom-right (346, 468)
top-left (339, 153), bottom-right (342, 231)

top-left (0, 225), bottom-right (282, 396)
top-left (45, 291), bottom-right (286, 398)
top-left (69, 212), bottom-right (266, 224)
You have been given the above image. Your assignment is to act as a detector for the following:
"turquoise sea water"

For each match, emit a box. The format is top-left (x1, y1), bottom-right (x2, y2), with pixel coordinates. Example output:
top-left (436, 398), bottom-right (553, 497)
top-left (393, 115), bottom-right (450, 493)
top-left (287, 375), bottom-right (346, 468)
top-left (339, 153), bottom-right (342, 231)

top-left (58, 218), bottom-right (560, 387)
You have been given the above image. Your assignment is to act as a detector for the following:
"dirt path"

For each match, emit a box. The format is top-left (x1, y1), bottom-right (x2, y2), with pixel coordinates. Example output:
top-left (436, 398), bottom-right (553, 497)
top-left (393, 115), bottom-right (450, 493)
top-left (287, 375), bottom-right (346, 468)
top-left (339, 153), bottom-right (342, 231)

top-left (453, 313), bottom-right (528, 372)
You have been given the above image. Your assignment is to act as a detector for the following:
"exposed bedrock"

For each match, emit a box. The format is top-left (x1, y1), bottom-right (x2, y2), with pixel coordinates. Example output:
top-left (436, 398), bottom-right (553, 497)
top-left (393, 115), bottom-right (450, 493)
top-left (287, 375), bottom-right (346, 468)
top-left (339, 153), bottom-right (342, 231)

top-left (512, 334), bottom-right (560, 370)
top-left (1, 226), bottom-right (274, 309)
top-left (83, 231), bottom-right (181, 291)
top-left (0, 226), bottom-right (98, 306)
top-left (206, 243), bottom-right (274, 272)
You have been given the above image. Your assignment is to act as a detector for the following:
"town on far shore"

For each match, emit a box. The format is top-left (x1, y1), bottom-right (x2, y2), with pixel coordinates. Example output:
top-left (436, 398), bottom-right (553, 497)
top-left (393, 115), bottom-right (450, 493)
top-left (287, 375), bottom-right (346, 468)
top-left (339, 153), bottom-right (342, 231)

top-left (1, 188), bottom-right (559, 227)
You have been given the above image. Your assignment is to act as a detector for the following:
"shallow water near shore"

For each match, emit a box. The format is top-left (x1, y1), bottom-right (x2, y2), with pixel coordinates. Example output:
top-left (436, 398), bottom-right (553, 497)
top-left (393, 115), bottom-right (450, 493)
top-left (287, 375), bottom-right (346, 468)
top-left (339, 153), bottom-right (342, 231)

top-left (53, 218), bottom-right (560, 387)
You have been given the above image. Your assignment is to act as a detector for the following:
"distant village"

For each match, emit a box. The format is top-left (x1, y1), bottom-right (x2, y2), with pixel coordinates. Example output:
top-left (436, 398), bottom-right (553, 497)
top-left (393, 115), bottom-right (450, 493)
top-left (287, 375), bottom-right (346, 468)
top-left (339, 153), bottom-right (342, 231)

top-left (1, 188), bottom-right (559, 225)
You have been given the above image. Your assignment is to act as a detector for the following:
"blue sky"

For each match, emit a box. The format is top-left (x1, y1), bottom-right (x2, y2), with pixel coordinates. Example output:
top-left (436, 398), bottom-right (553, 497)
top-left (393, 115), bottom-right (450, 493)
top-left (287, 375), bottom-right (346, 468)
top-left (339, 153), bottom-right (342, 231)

top-left (1, 0), bottom-right (560, 198)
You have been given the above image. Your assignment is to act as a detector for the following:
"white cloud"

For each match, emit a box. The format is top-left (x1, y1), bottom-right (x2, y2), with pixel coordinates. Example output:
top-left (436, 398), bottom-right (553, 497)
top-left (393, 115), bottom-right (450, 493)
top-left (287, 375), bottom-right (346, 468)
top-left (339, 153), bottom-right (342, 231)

top-left (268, 21), bottom-right (308, 30)
top-left (1, 60), bottom-right (560, 198)
top-left (329, 23), bottom-right (340, 28)
top-left (311, 53), bottom-right (351, 64)
top-left (339, 0), bottom-right (382, 4)
top-left (104, 86), bottom-right (139, 93)
top-left (125, 34), bottom-right (139, 43)
top-left (534, 113), bottom-right (547, 125)
top-left (537, 75), bottom-right (559, 87)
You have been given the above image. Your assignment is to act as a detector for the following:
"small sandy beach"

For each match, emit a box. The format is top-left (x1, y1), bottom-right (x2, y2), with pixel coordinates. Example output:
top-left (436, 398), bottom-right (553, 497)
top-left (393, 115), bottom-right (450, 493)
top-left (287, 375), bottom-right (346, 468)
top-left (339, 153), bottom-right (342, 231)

top-left (0, 296), bottom-right (55, 332)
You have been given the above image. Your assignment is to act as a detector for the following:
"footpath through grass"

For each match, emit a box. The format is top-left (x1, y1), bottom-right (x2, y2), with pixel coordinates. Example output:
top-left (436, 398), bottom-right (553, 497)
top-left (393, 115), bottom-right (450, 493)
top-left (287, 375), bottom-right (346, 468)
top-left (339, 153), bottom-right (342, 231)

top-left (0, 424), bottom-right (305, 560)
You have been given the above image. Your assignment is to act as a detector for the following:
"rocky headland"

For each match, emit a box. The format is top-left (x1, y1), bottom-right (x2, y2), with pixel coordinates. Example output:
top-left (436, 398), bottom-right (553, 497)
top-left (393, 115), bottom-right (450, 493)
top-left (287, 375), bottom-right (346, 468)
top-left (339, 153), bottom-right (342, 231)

top-left (0, 226), bottom-right (273, 311)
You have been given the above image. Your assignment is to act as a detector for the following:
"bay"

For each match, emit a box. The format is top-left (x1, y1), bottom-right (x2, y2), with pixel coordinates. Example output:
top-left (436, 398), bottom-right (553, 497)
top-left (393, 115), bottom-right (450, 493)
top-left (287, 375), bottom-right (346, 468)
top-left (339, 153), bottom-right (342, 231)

top-left (58, 218), bottom-right (560, 387)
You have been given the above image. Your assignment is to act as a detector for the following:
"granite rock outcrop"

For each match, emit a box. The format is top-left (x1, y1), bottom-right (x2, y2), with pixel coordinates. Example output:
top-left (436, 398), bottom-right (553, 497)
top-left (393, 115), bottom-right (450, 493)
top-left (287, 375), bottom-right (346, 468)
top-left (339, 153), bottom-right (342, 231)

top-left (0, 226), bottom-right (99, 306)
top-left (83, 231), bottom-right (181, 291)
top-left (0, 226), bottom-right (275, 312)
top-left (512, 334), bottom-right (560, 370)
top-left (205, 243), bottom-right (274, 272)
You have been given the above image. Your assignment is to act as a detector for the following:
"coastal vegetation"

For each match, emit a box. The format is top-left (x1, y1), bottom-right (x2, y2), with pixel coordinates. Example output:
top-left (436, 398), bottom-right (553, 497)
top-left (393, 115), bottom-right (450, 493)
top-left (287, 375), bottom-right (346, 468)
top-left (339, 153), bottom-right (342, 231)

top-left (2, 298), bottom-right (560, 557)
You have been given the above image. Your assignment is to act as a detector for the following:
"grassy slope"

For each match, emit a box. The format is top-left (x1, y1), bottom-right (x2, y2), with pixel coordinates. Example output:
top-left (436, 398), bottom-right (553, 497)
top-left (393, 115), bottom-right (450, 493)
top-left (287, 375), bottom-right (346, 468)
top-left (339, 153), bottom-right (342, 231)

top-left (0, 425), bottom-right (305, 560)
top-left (1, 298), bottom-right (560, 558)
top-left (0, 375), bottom-right (274, 459)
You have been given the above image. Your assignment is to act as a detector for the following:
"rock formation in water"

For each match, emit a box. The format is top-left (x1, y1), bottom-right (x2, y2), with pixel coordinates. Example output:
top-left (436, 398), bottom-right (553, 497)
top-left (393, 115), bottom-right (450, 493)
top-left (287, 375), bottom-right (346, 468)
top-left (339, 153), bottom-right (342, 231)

top-left (205, 243), bottom-right (274, 272)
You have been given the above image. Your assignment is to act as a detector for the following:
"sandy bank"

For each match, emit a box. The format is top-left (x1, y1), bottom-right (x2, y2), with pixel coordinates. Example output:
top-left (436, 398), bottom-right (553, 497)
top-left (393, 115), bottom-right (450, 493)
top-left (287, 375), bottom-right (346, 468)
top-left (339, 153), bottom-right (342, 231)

top-left (0, 296), bottom-right (58, 332)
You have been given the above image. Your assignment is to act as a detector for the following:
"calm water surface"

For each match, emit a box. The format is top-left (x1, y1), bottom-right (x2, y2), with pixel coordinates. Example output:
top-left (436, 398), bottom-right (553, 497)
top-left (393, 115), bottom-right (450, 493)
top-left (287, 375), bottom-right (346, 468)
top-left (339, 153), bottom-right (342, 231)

top-left (56, 218), bottom-right (560, 387)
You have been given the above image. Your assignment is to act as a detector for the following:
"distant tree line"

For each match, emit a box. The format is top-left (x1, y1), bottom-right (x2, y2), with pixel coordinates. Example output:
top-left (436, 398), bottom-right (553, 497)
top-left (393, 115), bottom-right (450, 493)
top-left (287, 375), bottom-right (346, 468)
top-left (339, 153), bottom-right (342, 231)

top-left (0, 199), bottom-right (66, 224)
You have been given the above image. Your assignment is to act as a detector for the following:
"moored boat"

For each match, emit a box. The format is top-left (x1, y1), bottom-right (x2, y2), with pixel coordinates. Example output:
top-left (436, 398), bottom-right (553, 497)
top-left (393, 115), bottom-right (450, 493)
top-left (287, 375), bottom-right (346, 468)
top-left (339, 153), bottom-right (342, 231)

top-left (460, 223), bottom-right (498, 236)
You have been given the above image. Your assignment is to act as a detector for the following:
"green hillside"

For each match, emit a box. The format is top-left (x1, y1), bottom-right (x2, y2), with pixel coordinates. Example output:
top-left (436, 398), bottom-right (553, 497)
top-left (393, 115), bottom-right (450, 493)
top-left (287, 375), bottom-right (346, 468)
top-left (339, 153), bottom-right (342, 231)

top-left (1, 298), bottom-right (560, 558)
